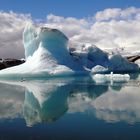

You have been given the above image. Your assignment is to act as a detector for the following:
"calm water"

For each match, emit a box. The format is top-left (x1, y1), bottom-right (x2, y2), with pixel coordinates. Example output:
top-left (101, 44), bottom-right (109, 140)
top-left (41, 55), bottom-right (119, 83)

top-left (0, 74), bottom-right (140, 140)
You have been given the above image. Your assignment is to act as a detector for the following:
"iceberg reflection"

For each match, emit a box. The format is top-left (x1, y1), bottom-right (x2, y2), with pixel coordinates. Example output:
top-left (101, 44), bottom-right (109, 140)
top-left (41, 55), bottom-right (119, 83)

top-left (23, 85), bottom-right (69, 126)
top-left (0, 77), bottom-right (140, 126)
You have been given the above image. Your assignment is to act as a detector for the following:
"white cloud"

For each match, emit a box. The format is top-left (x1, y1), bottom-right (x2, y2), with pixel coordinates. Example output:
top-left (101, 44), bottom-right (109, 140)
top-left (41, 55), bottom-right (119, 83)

top-left (46, 14), bottom-right (89, 38)
top-left (95, 8), bottom-right (121, 21)
top-left (46, 7), bottom-right (140, 53)
top-left (0, 11), bottom-right (31, 59)
top-left (94, 7), bottom-right (140, 21)
top-left (1, 7), bottom-right (140, 58)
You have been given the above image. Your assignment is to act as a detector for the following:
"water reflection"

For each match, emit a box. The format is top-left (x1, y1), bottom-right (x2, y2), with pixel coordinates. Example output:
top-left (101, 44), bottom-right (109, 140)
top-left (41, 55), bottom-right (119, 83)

top-left (0, 76), bottom-right (140, 126)
top-left (0, 83), bottom-right (24, 119)
top-left (93, 86), bottom-right (140, 124)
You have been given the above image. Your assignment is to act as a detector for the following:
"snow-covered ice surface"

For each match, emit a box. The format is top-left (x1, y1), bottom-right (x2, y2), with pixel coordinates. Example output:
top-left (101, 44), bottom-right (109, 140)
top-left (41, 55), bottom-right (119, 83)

top-left (91, 65), bottom-right (108, 74)
top-left (0, 23), bottom-right (139, 80)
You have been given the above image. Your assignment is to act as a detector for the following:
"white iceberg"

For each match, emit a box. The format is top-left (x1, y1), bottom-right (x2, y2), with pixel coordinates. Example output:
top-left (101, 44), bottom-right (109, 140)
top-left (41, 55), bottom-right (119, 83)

top-left (0, 23), bottom-right (139, 79)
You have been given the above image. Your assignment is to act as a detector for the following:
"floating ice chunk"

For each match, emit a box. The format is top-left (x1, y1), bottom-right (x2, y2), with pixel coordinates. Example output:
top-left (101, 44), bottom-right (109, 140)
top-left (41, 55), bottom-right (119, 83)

top-left (91, 65), bottom-right (108, 74)
top-left (109, 72), bottom-right (130, 82)
top-left (92, 72), bottom-right (130, 83)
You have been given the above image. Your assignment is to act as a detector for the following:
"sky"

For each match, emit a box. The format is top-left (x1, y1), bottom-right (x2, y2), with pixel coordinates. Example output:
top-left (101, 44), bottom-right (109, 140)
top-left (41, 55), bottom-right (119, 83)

top-left (0, 0), bottom-right (140, 19)
top-left (0, 0), bottom-right (140, 58)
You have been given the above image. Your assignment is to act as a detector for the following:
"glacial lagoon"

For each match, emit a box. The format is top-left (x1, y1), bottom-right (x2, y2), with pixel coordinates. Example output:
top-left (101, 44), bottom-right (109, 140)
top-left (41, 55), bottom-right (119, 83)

top-left (0, 74), bottom-right (140, 140)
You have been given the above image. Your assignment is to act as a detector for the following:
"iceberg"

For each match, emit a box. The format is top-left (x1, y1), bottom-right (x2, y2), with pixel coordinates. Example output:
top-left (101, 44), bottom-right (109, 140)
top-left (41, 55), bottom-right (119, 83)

top-left (92, 72), bottom-right (130, 83)
top-left (0, 22), bottom-right (139, 79)
top-left (108, 54), bottom-right (139, 72)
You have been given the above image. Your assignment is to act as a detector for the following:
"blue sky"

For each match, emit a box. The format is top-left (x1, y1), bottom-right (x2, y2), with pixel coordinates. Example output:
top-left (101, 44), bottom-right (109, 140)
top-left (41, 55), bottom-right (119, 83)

top-left (0, 0), bottom-right (140, 18)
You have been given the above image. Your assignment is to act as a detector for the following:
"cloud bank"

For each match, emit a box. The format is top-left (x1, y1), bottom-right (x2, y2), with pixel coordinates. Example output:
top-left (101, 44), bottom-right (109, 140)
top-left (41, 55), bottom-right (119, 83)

top-left (0, 11), bottom-right (31, 58)
top-left (0, 7), bottom-right (140, 58)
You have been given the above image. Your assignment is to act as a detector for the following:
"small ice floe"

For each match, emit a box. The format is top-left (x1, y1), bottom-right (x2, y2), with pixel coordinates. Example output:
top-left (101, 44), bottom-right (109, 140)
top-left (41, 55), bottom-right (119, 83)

top-left (91, 65), bottom-right (108, 74)
top-left (92, 72), bottom-right (130, 84)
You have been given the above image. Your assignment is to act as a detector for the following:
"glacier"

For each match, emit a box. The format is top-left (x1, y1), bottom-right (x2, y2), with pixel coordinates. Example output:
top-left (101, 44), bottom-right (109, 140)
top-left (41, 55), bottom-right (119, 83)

top-left (0, 22), bottom-right (139, 80)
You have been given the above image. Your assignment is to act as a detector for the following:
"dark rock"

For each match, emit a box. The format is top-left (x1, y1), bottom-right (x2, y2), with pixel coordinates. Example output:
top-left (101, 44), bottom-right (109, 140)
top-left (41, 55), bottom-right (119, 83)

top-left (0, 59), bottom-right (25, 70)
top-left (126, 55), bottom-right (140, 63)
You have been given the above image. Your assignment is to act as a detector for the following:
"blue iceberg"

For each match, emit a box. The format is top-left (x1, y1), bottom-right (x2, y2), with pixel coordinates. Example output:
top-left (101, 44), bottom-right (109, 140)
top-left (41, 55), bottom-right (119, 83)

top-left (0, 23), bottom-right (139, 80)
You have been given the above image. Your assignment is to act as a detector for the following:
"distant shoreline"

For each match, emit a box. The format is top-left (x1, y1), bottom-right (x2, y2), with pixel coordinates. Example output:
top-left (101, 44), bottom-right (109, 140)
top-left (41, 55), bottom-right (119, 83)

top-left (0, 55), bottom-right (140, 71)
top-left (0, 58), bottom-right (25, 70)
